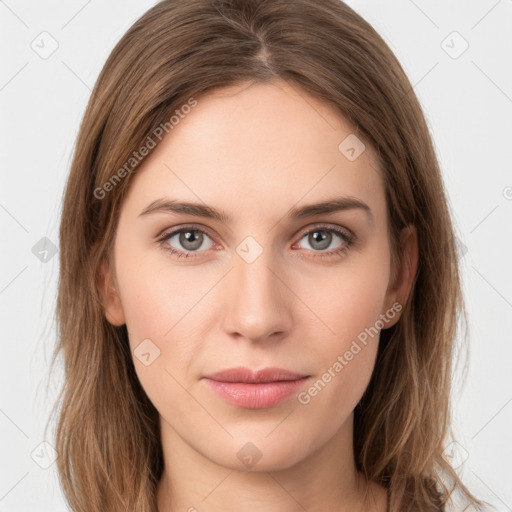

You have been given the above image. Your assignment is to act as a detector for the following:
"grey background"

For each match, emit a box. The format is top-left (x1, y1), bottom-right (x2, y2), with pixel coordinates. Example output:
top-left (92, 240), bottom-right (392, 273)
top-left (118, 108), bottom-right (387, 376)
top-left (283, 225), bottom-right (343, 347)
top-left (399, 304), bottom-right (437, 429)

top-left (1, 1), bottom-right (511, 510)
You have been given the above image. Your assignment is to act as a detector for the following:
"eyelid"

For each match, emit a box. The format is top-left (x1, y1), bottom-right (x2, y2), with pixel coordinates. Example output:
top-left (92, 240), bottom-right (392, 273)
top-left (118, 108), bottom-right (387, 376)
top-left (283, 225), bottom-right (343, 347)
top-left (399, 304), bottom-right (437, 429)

top-left (293, 222), bottom-right (355, 243)
top-left (157, 223), bottom-right (218, 242)
top-left (158, 222), bottom-right (354, 244)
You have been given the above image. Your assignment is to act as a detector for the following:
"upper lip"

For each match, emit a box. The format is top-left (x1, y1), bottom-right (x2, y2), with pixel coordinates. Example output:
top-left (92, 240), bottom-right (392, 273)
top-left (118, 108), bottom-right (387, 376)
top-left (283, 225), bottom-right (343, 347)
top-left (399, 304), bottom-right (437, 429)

top-left (203, 366), bottom-right (309, 383)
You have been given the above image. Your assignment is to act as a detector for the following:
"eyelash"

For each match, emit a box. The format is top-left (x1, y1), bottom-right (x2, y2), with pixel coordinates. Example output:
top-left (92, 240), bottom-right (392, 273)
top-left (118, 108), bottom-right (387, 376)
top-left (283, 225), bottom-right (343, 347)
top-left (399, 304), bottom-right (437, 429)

top-left (156, 223), bottom-right (356, 260)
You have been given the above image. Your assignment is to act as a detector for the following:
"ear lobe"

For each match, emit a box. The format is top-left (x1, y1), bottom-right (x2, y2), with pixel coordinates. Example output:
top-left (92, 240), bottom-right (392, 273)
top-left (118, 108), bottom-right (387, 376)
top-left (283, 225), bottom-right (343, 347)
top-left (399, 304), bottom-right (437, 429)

top-left (383, 225), bottom-right (419, 325)
top-left (97, 258), bottom-right (126, 326)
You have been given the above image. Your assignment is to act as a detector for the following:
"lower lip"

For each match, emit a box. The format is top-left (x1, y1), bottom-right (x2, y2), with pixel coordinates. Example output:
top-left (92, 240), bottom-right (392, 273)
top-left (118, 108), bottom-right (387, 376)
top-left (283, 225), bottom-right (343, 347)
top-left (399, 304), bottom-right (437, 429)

top-left (203, 377), bottom-right (309, 409)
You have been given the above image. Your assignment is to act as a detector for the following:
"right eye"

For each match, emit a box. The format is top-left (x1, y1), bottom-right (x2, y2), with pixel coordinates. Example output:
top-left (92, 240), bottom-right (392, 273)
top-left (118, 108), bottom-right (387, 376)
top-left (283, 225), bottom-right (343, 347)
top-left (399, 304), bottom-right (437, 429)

top-left (158, 226), bottom-right (216, 258)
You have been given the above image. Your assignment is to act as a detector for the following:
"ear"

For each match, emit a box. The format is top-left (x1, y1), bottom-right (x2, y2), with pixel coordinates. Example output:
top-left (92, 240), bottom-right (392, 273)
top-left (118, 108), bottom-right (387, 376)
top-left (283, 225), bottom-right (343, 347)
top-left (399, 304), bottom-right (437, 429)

top-left (97, 258), bottom-right (126, 326)
top-left (382, 224), bottom-right (418, 327)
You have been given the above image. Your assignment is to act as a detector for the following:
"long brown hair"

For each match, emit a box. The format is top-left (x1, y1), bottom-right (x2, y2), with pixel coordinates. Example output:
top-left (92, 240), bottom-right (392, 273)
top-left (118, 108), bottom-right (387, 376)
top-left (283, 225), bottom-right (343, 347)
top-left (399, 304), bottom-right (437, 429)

top-left (48, 0), bottom-right (485, 510)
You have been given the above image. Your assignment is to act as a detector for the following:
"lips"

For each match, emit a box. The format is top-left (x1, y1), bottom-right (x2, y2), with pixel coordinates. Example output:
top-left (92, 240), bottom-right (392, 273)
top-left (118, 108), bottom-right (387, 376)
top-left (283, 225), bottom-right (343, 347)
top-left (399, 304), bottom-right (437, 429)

top-left (203, 366), bottom-right (309, 383)
top-left (202, 366), bottom-right (310, 409)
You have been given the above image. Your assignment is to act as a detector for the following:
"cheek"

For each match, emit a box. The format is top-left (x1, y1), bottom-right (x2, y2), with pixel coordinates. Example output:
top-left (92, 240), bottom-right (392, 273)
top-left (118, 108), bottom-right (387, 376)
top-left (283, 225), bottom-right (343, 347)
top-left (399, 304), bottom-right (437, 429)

top-left (298, 243), bottom-right (391, 348)
top-left (115, 243), bottom-right (209, 344)
top-left (117, 268), bottom-right (200, 423)
top-left (293, 248), bottom-right (390, 412)
top-left (294, 296), bottom-right (382, 444)
top-left (114, 248), bottom-right (218, 403)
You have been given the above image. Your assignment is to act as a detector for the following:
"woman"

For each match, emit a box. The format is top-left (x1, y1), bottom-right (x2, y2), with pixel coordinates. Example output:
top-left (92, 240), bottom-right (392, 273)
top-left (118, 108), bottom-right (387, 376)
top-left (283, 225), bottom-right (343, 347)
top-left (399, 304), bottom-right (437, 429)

top-left (48, 0), bottom-right (485, 510)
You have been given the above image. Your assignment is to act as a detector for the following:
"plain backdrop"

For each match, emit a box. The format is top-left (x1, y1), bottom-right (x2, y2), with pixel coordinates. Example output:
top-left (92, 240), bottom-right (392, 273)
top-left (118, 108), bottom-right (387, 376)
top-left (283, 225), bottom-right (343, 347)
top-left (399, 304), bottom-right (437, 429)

top-left (1, 1), bottom-right (511, 511)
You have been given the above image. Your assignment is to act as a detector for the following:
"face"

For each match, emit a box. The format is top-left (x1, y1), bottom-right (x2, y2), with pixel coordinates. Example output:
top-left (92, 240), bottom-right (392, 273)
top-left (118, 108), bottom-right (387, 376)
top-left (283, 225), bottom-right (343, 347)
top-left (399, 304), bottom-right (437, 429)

top-left (100, 79), bottom-right (415, 472)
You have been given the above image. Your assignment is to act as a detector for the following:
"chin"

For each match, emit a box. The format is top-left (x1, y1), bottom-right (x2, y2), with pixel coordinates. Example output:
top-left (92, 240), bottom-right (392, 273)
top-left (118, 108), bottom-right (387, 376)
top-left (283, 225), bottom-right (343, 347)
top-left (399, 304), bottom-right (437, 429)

top-left (201, 435), bottom-right (310, 473)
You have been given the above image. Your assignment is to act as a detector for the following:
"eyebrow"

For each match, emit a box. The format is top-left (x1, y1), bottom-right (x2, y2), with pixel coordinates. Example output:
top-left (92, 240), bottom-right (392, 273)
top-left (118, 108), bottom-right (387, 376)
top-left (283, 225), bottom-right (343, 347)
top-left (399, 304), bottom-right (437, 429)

top-left (138, 196), bottom-right (374, 224)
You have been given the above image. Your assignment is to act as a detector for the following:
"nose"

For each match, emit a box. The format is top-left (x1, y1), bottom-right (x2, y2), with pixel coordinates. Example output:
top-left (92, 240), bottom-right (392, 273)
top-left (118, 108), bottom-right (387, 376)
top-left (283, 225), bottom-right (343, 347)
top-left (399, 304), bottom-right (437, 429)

top-left (222, 242), bottom-right (293, 344)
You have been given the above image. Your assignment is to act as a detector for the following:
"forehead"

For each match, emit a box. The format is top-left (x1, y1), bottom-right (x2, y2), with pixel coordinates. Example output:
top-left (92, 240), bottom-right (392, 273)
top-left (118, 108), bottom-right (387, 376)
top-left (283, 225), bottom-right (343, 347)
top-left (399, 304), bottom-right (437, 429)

top-left (121, 80), bottom-right (385, 224)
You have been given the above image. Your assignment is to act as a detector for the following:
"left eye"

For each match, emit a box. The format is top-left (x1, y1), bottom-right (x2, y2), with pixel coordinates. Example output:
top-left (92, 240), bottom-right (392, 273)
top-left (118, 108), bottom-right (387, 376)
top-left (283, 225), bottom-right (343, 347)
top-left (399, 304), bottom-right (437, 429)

top-left (295, 228), bottom-right (351, 252)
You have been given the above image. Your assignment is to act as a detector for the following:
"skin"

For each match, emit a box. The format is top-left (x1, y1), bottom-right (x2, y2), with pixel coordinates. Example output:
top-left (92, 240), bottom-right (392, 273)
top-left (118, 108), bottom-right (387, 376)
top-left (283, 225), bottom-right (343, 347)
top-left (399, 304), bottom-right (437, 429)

top-left (99, 79), bottom-right (418, 512)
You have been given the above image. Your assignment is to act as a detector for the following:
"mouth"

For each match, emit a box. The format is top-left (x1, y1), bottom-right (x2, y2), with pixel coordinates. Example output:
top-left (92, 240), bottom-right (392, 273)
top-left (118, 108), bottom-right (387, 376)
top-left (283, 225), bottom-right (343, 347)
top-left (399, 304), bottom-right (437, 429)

top-left (201, 366), bottom-right (311, 409)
